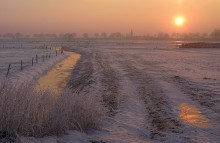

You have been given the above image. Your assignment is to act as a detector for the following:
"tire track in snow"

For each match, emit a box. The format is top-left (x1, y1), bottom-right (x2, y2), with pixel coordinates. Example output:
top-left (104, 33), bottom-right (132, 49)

top-left (94, 53), bottom-right (119, 116)
top-left (67, 51), bottom-right (94, 94)
top-left (111, 49), bottom-right (220, 142)
top-left (93, 68), bottom-right (150, 143)
top-left (91, 49), bottom-right (151, 143)
top-left (120, 62), bottom-right (186, 142)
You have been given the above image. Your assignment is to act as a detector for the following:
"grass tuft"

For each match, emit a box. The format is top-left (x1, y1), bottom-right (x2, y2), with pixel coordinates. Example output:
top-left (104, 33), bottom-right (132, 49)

top-left (0, 79), bottom-right (104, 138)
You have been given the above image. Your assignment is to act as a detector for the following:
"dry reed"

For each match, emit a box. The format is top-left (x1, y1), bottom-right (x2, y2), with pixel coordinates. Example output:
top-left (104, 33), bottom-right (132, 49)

top-left (0, 79), bottom-right (104, 139)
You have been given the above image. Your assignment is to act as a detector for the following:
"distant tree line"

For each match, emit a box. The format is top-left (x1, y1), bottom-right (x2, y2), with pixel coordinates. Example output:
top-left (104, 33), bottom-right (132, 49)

top-left (210, 29), bottom-right (220, 39)
top-left (0, 29), bottom-right (220, 40)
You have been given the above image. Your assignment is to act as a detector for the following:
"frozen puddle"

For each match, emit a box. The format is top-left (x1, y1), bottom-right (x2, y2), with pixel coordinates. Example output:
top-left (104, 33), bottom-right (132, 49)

top-left (179, 103), bottom-right (212, 128)
top-left (36, 52), bottom-right (81, 94)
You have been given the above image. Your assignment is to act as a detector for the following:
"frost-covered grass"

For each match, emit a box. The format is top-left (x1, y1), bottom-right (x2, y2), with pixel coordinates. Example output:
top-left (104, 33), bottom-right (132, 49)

top-left (0, 79), bottom-right (104, 138)
top-left (0, 41), bottom-right (61, 78)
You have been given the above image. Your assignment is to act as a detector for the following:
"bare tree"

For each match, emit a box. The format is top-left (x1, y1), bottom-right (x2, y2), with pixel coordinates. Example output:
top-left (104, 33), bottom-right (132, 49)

top-left (157, 32), bottom-right (170, 40)
top-left (65, 33), bottom-right (76, 40)
top-left (94, 33), bottom-right (99, 38)
top-left (109, 32), bottom-right (123, 39)
top-left (101, 32), bottom-right (107, 39)
top-left (45, 33), bottom-right (57, 39)
top-left (3, 33), bottom-right (14, 39)
top-left (201, 33), bottom-right (208, 39)
top-left (210, 29), bottom-right (220, 39)
top-left (82, 33), bottom-right (89, 38)
top-left (14, 33), bottom-right (24, 39)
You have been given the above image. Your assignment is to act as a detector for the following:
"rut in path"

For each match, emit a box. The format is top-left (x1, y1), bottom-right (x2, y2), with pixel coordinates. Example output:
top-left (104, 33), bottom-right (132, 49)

top-left (67, 51), bottom-right (94, 93)
top-left (93, 73), bottom-right (150, 143)
top-left (120, 62), bottom-right (184, 141)
top-left (67, 48), bottom-right (220, 143)
top-left (94, 53), bottom-right (119, 116)
top-left (108, 49), bottom-right (220, 143)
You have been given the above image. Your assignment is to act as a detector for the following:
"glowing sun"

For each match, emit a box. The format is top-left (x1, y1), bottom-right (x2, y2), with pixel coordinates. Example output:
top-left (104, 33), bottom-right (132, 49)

top-left (175, 17), bottom-right (185, 26)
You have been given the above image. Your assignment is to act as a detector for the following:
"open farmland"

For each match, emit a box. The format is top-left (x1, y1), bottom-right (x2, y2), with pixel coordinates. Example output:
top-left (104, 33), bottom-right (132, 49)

top-left (0, 41), bottom-right (63, 79)
top-left (0, 40), bottom-right (220, 143)
top-left (65, 40), bottom-right (220, 143)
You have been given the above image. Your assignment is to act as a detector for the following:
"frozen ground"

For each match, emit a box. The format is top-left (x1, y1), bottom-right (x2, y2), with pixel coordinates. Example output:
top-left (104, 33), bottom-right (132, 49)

top-left (65, 40), bottom-right (220, 143)
top-left (1, 40), bottom-right (219, 143)
top-left (0, 41), bottom-right (65, 81)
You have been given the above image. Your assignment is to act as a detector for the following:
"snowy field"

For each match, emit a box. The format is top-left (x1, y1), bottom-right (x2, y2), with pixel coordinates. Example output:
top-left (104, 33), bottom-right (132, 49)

top-left (0, 40), bottom-right (219, 143)
top-left (65, 40), bottom-right (220, 143)
top-left (0, 41), bottom-right (64, 80)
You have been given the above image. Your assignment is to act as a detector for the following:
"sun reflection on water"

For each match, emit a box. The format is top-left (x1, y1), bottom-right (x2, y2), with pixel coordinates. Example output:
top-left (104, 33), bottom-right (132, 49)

top-left (179, 103), bottom-right (212, 128)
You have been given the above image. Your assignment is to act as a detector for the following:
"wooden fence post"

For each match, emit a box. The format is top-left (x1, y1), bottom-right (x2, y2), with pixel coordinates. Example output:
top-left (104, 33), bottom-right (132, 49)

top-left (36, 55), bottom-right (38, 63)
top-left (61, 48), bottom-right (63, 54)
top-left (32, 57), bottom-right (34, 66)
top-left (56, 50), bottom-right (57, 56)
top-left (21, 60), bottom-right (23, 71)
top-left (6, 64), bottom-right (11, 77)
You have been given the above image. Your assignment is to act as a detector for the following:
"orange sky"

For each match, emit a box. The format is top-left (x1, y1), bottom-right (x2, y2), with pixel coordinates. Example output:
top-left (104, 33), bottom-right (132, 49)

top-left (0, 0), bottom-right (220, 35)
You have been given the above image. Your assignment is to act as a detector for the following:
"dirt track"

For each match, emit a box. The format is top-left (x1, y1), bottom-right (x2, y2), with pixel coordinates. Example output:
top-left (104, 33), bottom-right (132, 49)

top-left (65, 42), bottom-right (220, 143)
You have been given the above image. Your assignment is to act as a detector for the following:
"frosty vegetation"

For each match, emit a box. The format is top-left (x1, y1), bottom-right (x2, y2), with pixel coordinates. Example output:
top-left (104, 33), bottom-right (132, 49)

top-left (0, 79), bottom-right (104, 138)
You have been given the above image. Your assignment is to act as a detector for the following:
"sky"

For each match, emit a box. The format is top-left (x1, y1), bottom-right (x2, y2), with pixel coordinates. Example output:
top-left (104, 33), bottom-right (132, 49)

top-left (0, 0), bottom-right (220, 35)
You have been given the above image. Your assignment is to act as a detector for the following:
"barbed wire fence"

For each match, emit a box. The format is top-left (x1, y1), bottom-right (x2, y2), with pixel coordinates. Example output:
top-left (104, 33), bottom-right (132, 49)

top-left (1, 44), bottom-right (64, 77)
